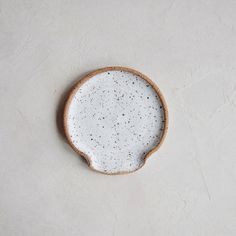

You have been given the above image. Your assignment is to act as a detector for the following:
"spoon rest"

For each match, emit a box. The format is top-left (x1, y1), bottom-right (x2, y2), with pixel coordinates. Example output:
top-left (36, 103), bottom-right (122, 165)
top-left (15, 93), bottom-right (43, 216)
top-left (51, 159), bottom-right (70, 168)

top-left (64, 67), bottom-right (168, 174)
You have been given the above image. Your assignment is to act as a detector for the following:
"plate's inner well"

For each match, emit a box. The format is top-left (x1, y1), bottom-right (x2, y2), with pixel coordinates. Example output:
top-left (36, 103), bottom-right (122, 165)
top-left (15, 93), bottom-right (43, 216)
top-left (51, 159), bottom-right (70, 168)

top-left (66, 70), bottom-right (166, 174)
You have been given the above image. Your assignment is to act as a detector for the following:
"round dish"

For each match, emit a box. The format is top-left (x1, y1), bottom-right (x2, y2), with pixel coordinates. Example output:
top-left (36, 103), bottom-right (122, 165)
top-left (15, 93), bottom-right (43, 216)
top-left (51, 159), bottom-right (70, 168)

top-left (64, 67), bottom-right (168, 174)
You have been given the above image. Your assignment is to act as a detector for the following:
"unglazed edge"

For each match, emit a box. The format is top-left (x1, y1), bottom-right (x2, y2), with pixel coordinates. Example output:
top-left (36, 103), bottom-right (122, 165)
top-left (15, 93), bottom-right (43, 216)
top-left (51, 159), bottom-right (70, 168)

top-left (63, 66), bottom-right (169, 175)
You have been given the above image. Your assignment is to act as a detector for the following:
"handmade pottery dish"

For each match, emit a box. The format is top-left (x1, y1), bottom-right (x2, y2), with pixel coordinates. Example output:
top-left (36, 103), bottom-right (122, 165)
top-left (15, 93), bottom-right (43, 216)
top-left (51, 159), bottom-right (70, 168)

top-left (64, 67), bottom-right (168, 174)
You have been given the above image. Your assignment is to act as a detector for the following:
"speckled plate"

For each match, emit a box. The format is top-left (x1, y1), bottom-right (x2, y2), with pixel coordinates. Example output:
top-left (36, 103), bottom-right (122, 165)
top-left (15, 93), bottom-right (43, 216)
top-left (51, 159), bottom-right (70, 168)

top-left (64, 67), bottom-right (168, 174)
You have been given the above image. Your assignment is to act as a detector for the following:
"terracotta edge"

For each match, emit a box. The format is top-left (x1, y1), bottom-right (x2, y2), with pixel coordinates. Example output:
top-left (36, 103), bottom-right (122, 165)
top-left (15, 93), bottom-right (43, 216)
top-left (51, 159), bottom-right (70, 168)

top-left (63, 66), bottom-right (168, 175)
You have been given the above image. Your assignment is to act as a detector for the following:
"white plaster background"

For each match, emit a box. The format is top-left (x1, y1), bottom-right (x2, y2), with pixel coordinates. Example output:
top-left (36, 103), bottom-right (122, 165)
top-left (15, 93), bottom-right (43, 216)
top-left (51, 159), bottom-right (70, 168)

top-left (0, 0), bottom-right (236, 235)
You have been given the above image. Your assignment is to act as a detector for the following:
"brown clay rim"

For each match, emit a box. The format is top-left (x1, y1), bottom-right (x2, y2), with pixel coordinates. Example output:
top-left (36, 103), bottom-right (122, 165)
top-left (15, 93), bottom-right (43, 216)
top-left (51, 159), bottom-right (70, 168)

top-left (63, 66), bottom-right (168, 175)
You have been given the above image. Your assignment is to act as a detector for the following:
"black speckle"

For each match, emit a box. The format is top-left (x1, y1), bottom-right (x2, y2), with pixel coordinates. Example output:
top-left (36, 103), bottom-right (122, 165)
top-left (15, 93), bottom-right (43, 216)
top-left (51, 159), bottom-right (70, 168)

top-left (147, 97), bottom-right (149, 99)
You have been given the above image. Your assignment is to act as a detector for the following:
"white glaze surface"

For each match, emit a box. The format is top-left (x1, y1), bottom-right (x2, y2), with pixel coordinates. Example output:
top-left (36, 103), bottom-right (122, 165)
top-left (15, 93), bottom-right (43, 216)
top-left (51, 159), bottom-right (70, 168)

top-left (66, 70), bottom-right (165, 173)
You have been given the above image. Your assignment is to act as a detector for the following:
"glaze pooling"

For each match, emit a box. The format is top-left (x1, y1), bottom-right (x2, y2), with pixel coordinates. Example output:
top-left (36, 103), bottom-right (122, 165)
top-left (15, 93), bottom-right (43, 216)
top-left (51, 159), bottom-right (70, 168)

top-left (65, 69), bottom-right (166, 174)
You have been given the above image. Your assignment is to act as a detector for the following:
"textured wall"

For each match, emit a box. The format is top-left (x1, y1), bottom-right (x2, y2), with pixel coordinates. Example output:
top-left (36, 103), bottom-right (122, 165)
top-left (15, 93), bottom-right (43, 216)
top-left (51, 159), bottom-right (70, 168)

top-left (0, 0), bottom-right (236, 235)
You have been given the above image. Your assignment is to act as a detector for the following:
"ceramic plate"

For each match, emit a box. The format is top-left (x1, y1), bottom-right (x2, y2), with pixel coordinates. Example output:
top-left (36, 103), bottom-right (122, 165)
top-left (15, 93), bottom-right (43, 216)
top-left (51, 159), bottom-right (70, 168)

top-left (64, 67), bottom-right (168, 174)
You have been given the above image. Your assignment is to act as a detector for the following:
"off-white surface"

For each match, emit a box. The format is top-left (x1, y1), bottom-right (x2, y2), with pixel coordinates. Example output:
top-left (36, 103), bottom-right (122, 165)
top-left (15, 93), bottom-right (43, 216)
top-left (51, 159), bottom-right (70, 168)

top-left (0, 0), bottom-right (236, 235)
